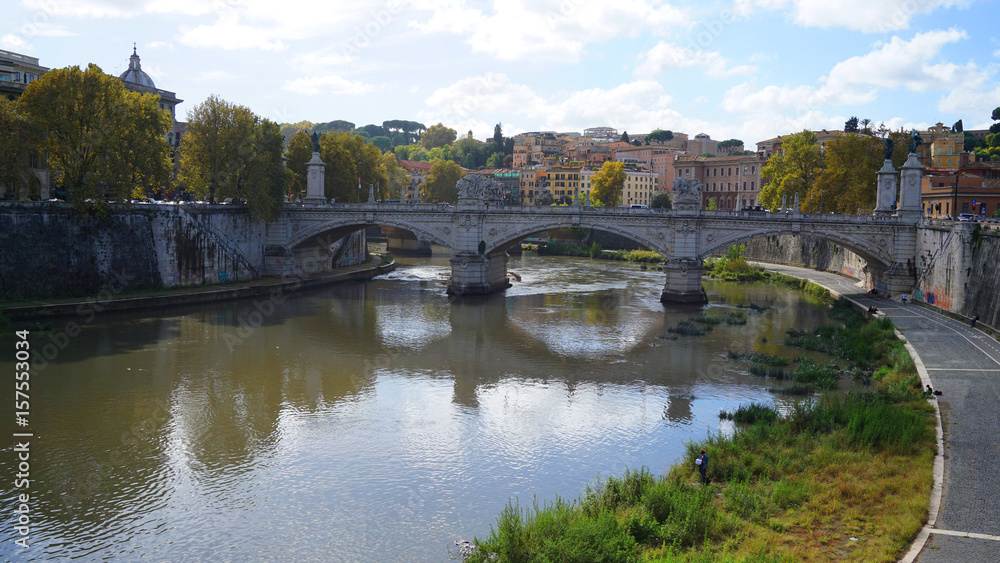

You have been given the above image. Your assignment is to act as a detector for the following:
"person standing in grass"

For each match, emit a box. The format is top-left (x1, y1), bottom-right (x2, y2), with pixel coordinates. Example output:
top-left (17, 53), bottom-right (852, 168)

top-left (696, 451), bottom-right (708, 484)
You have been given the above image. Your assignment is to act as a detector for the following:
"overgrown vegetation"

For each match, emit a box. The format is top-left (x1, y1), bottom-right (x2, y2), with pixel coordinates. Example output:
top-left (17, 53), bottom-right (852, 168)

top-left (469, 300), bottom-right (934, 563)
top-left (534, 240), bottom-right (666, 265)
top-left (705, 247), bottom-right (833, 302)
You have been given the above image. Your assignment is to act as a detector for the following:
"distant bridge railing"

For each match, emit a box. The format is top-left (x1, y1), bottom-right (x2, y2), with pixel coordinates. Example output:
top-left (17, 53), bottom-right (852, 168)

top-left (282, 201), bottom-right (904, 223)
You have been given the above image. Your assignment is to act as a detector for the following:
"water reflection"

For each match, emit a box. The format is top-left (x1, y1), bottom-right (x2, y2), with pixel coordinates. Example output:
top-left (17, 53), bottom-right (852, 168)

top-left (0, 252), bottom-right (841, 561)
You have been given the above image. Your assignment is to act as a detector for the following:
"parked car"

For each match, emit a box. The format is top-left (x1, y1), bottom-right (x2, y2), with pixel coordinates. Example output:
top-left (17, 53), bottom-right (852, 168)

top-left (958, 213), bottom-right (978, 222)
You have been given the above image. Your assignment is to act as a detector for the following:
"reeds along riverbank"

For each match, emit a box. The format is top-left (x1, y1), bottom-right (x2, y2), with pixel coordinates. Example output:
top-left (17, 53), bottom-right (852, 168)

top-left (466, 300), bottom-right (934, 563)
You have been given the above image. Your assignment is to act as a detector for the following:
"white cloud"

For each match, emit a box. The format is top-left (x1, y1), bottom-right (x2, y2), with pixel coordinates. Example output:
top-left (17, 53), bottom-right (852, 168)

top-left (422, 73), bottom-right (707, 139)
top-left (424, 72), bottom-right (549, 121)
top-left (823, 29), bottom-right (979, 93)
top-left (724, 29), bottom-right (985, 121)
top-left (407, 0), bottom-right (687, 62)
top-left (731, 0), bottom-right (970, 32)
top-left (282, 74), bottom-right (376, 96)
top-left (1, 34), bottom-right (29, 50)
top-left (179, 12), bottom-right (288, 51)
top-left (634, 42), bottom-right (757, 79)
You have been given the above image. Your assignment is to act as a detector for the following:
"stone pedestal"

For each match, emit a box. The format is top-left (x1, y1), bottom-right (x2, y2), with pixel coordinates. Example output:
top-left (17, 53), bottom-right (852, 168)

top-left (303, 152), bottom-right (326, 204)
top-left (898, 152), bottom-right (923, 218)
top-left (447, 251), bottom-right (511, 296)
top-left (875, 159), bottom-right (897, 213)
top-left (660, 258), bottom-right (707, 304)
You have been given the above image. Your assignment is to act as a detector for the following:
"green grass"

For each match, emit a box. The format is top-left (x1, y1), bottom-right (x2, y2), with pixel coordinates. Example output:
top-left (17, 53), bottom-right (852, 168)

top-left (469, 297), bottom-right (934, 563)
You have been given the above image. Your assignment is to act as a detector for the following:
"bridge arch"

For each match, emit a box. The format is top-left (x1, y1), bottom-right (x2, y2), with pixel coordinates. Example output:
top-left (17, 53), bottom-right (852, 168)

top-left (487, 219), bottom-right (671, 257)
top-left (697, 228), bottom-right (894, 269)
top-left (284, 217), bottom-right (453, 251)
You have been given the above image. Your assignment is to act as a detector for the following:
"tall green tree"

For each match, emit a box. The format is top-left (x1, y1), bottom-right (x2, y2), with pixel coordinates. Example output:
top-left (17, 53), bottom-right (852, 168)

top-left (717, 139), bottom-right (744, 155)
top-left (590, 161), bottom-right (626, 207)
top-left (421, 159), bottom-right (465, 203)
top-left (644, 130), bottom-right (673, 145)
top-left (844, 116), bottom-right (859, 133)
top-left (318, 131), bottom-right (386, 202)
top-left (284, 129), bottom-right (313, 201)
top-left (379, 152), bottom-right (408, 200)
top-left (420, 123), bottom-right (457, 149)
top-left (19, 63), bottom-right (172, 211)
top-left (179, 95), bottom-right (284, 220)
top-left (493, 123), bottom-right (504, 149)
top-left (759, 130), bottom-right (824, 210)
top-left (0, 97), bottom-right (41, 199)
top-left (811, 133), bottom-right (883, 214)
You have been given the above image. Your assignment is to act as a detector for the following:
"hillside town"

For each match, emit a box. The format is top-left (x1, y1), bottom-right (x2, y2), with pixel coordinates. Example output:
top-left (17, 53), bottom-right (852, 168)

top-left (4, 47), bottom-right (1000, 219)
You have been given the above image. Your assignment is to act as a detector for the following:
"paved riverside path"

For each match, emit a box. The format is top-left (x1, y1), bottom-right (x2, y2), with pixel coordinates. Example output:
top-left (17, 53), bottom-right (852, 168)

top-left (755, 263), bottom-right (1000, 563)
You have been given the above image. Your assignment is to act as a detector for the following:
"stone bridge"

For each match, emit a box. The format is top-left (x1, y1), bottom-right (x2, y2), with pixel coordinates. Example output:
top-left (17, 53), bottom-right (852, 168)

top-left (266, 202), bottom-right (920, 304)
top-left (267, 156), bottom-right (924, 303)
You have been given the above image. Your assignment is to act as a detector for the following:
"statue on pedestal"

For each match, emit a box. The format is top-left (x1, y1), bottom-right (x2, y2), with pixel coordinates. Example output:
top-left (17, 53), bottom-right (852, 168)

top-left (908, 130), bottom-right (923, 154)
top-left (311, 131), bottom-right (321, 152)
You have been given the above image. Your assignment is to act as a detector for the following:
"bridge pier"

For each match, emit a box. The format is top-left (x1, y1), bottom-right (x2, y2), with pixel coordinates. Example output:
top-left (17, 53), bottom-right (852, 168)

top-left (447, 250), bottom-right (511, 296)
top-left (660, 258), bottom-right (708, 304)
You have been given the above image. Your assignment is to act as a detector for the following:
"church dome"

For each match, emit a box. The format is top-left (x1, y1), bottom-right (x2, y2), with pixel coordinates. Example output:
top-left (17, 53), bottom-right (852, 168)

top-left (119, 45), bottom-right (155, 88)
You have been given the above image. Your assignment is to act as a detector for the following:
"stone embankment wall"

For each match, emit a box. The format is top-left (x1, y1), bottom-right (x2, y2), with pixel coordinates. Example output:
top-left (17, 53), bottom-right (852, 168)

top-left (0, 203), bottom-right (369, 301)
top-left (741, 235), bottom-right (872, 286)
top-left (742, 224), bottom-right (1000, 329)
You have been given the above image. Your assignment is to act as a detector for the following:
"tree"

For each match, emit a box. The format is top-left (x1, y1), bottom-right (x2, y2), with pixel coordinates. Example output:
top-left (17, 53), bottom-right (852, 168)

top-left (493, 123), bottom-right (504, 149)
top-left (0, 97), bottom-right (40, 199)
top-left (535, 190), bottom-right (554, 206)
top-left (621, 131), bottom-right (630, 144)
top-left (717, 139), bottom-right (744, 156)
top-left (590, 161), bottom-right (626, 207)
top-left (844, 116), bottom-right (859, 133)
top-left (370, 136), bottom-right (393, 152)
top-left (650, 191), bottom-right (672, 210)
top-left (242, 118), bottom-right (287, 221)
top-left (421, 159), bottom-right (465, 203)
top-left (319, 133), bottom-right (356, 202)
top-left (644, 130), bottom-right (673, 145)
top-left (179, 95), bottom-right (256, 202)
top-left (379, 152), bottom-right (408, 200)
top-left (180, 95), bottom-right (285, 220)
top-left (420, 123), bottom-right (457, 149)
top-left (284, 130), bottom-right (313, 201)
top-left (486, 152), bottom-right (504, 168)
top-left (758, 130), bottom-right (824, 210)
top-left (860, 118), bottom-right (873, 135)
top-left (952, 119), bottom-right (963, 133)
top-left (19, 63), bottom-right (172, 211)
top-left (992, 107), bottom-right (1000, 122)
top-left (811, 133), bottom-right (883, 214)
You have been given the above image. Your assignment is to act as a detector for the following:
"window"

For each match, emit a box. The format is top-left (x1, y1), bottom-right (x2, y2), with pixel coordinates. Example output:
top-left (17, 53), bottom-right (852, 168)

top-left (751, 165), bottom-right (756, 174)
top-left (744, 166), bottom-right (748, 174)
top-left (743, 182), bottom-right (747, 190)
top-left (750, 181), bottom-right (755, 190)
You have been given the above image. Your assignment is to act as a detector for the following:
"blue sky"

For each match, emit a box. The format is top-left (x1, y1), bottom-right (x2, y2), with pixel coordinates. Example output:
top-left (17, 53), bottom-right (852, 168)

top-left (4, 0), bottom-right (999, 147)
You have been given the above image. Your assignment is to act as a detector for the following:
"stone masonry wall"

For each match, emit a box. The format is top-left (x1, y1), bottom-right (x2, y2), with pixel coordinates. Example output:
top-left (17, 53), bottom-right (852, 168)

top-left (0, 203), bottom-right (266, 300)
top-left (741, 235), bottom-right (872, 287)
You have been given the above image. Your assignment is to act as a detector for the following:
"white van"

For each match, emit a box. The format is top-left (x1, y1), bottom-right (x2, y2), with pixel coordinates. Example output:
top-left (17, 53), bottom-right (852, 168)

top-left (629, 204), bottom-right (648, 209)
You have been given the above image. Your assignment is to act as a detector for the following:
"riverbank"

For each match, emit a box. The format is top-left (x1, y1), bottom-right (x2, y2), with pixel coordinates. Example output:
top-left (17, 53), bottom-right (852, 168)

top-left (0, 257), bottom-right (395, 322)
top-left (467, 288), bottom-right (935, 562)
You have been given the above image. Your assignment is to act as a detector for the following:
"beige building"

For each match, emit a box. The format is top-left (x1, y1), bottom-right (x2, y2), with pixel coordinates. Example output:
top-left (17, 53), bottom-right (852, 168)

top-left (674, 154), bottom-right (766, 210)
top-left (918, 122), bottom-right (965, 170)
top-left (0, 49), bottom-right (47, 100)
top-left (579, 167), bottom-right (658, 207)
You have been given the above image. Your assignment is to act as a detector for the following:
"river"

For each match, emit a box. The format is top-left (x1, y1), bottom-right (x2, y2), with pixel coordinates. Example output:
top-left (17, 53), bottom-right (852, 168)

top-left (0, 250), bottom-right (843, 561)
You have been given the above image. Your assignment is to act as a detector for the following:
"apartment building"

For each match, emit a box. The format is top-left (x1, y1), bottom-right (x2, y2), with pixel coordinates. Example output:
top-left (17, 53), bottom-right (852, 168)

top-left (674, 154), bottom-right (766, 210)
top-left (579, 167), bottom-right (658, 207)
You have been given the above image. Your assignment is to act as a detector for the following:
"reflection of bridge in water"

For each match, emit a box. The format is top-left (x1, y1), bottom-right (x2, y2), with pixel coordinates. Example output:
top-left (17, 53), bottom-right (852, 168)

top-left (268, 158), bottom-right (926, 303)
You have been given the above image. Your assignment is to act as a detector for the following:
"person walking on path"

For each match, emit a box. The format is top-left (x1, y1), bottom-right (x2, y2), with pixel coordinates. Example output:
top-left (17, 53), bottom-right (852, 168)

top-left (901, 294), bottom-right (907, 304)
top-left (695, 451), bottom-right (708, 484)
top-left (971, 314), bottom-right (979, 328)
